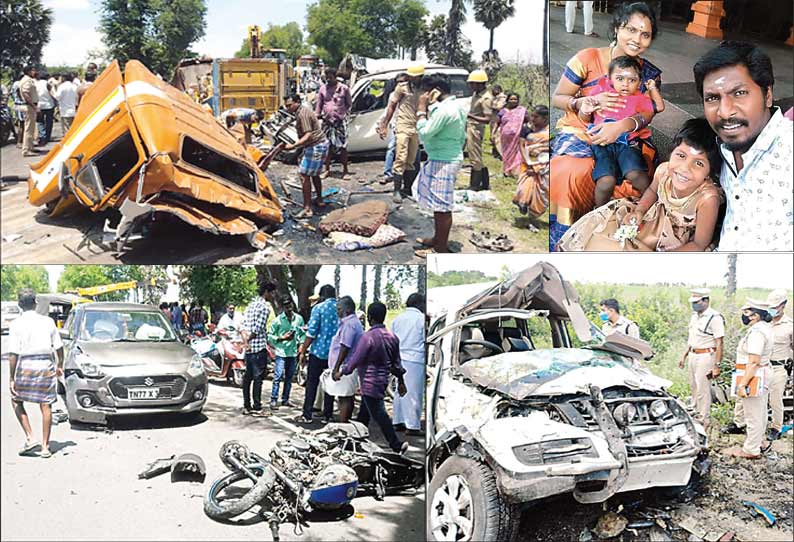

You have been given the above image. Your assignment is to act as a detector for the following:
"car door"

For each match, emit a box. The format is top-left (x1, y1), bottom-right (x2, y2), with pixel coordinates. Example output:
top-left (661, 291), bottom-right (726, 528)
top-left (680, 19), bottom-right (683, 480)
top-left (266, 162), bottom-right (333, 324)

top-left (347, 78), bottom-right (390, 153)
top-left (63, 61), bottom-right (147, 210)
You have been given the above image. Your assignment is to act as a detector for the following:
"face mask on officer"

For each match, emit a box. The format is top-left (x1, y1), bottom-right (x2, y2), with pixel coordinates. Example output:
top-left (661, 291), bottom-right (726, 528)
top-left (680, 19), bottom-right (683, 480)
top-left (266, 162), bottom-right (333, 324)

top-left (768, 302), bottom-right (784, 318)
top-left (691, 300), bottom-right (707, 312)
top-left (599, 311), bottom-right (609, 322)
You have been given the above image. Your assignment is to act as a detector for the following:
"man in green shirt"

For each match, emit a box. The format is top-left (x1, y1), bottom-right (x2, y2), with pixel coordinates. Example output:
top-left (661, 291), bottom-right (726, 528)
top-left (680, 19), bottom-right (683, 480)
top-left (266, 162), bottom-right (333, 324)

top-left (267, 295), bottom-right (305, 409)
top-left (413, 75), bottom-right (467, 258)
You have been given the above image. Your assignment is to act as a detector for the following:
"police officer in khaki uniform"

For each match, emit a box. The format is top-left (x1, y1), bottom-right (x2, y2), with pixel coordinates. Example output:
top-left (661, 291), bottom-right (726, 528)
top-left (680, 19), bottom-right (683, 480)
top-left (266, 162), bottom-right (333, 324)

top-left (19, 65), bottom-right (40, 157)
top-left (726, 298), bottom-right (774, 459)
top-left (679, 288), bottom-right (724, 424)
top-left (765, 289), bottom-right (793, 441)
top-left (378, 63), bottom-right (424, 203)
top-left (599, 298), bottom-right (640, 339)
top-left (466, 70), bottom-right (493, 191)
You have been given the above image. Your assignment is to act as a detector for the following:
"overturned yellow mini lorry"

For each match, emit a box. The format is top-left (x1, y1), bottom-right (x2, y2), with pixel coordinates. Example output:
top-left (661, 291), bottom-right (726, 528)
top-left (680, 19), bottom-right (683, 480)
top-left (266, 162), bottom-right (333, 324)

top-left (28, 60), bottom-right (282, 249)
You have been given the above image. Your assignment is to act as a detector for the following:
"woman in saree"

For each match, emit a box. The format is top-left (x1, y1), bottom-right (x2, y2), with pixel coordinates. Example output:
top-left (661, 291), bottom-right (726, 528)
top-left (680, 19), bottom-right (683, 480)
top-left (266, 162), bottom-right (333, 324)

top-left (549, 1), bottom-right (663, 250)
top-left (513, 105), bottom-right (551, 220)
top-left (498, 93), bottom-right (529, 177)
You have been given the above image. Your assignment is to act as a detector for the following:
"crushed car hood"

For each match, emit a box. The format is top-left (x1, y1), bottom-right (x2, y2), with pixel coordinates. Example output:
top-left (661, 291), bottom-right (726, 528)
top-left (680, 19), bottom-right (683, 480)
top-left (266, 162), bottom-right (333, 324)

top-left (459, 348), bottom-right (671, 400)
top-left (76, 341), bottom-right (194, 368)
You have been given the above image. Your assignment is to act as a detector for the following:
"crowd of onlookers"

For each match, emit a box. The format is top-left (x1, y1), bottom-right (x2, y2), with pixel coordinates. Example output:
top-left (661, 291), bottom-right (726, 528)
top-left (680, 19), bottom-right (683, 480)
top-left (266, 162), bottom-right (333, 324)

top-left (4, 63), bottom-right (98, 156)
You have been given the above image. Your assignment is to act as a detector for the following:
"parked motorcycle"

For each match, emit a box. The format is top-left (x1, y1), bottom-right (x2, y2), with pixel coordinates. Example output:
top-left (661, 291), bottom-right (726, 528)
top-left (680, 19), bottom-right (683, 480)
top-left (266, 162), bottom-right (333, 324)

top-left (190, 326), bottom-right (245, 387)
top-left (0, 100), bottom-right (16, 147)
top-left (204, 422), bottom-right (423, 540)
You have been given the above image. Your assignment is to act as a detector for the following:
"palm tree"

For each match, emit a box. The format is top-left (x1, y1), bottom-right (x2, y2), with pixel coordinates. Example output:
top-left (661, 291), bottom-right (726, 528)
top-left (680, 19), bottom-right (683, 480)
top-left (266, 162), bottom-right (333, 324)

top-left (373, 266), bottom-right (383, 301)
top-left (417, 266), bottom-right (427, 296)
top-left (359, 265), bottom-right (368, 312)
top-left (543, 0), bottom-right (549, 75)
top-left (473, 0), bottom-right (515, 53)
top-left (445, 0), bottom-right (469, 66)
top-left (726, 253), bottom-right (737, 302)
top-left (334, 265), bottom-right (341, 298)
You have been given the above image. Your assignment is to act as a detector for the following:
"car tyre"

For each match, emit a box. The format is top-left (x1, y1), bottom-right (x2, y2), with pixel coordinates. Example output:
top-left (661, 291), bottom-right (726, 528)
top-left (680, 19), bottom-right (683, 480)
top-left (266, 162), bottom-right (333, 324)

top-left (427, 455), bottom-right (519, 542)
top-left (204, 464), bottom-right (275, 520)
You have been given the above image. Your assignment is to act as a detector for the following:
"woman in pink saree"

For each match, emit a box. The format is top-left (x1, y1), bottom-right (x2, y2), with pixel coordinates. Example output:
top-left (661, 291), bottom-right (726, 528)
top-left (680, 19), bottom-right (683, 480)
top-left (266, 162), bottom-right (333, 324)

top-left (498, 93), bottom-right (530, 177)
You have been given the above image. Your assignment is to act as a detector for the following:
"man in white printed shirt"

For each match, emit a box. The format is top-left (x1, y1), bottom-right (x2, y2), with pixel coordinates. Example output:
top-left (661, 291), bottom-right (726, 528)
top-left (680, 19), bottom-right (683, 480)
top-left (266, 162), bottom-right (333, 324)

top-left (694, 41), bottom-right (793, 252)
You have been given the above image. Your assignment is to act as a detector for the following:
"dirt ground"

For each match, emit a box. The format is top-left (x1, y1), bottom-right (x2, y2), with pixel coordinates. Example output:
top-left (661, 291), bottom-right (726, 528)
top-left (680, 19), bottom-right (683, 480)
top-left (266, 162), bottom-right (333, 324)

top-left (518, 427), bottom-right (794, 542)
top-left (0, 124), bottom-right (546, 264)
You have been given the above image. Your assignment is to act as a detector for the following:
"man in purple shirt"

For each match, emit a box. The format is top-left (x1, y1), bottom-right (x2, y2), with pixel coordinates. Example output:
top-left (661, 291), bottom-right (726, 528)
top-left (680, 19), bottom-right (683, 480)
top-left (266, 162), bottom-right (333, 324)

top-left (339, 301), bottom-right (408, 454)
top-left (315, 68), bottom-right (352, 180)
top-left (325, 296), bottom-right (363, 422)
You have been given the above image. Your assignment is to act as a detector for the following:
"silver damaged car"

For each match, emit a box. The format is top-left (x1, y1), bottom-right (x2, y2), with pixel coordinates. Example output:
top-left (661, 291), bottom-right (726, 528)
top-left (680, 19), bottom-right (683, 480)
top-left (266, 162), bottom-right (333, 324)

top-left (58, 302), bottom-right (208, 425)
top-left (426, 263), bottom-right (709, 542)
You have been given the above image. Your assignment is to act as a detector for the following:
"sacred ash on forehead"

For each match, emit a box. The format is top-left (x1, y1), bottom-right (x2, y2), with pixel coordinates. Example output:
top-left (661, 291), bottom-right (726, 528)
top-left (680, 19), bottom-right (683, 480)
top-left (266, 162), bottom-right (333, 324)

top-left (685, 146), bottom-right (705, 156)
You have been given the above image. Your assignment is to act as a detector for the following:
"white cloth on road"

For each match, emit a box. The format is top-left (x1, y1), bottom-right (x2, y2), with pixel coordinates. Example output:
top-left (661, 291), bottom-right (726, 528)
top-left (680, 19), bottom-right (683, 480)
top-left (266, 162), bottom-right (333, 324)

top-left (392, 359), bottom-right (424, 430)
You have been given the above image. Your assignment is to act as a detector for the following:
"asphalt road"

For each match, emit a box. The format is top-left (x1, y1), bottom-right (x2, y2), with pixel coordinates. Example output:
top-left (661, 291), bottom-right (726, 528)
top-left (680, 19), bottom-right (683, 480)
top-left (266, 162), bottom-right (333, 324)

top-left (0, 335), bottom-right (425, 541)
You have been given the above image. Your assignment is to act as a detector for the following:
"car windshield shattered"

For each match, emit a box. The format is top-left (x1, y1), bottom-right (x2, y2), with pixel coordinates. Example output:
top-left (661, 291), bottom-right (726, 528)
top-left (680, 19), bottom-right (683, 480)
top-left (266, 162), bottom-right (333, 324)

top-left (459, 349), bottom-right (636, 400)
top-left (79, 310), bottom-right (176, 342)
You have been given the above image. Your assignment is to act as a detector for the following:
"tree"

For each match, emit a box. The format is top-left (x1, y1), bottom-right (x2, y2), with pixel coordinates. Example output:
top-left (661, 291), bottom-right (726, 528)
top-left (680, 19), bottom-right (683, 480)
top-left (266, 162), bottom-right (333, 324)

top-left (98, 0), bottom-right (207, 78)
top-left (253, 265), bottom-right (321, 321)
top-left (427, 270), bottom-right (498, 288)
top-left (384, 283), bottom-right (402, 311)
top-left (306, 0), bottom-right (429, 66)
top-left (334, 266), bottom-right (341, 298)
top-left (373, 266), bottom-right (383, 301)
top-left (726, 254), bottom-right (737, 302)
top-left (0, 0), bottom-right (53, 80)
top-left (235, 22), bottom-right (308, 61)
top-left (417, 266), bottom-right (427, 296)
top-left (182, 266), bottom-right (257, 319)
top-left (359, 265), bottom-right (368, 311)
top-left (542, 0), bottom-right (549, 76)
top-left (445, 0), bottom-right (470, 67)
top-left (473, 0), bottom-right (515, 52)
top-left (1, 265), bottom-right (50, 301)
top-left (423, 14), bottom-right (473, 69)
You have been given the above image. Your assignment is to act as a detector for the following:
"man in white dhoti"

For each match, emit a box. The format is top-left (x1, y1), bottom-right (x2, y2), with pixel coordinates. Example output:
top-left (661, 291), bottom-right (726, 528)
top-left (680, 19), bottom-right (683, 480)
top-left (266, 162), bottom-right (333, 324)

top-left (391, 293), bottom-right (426, 436)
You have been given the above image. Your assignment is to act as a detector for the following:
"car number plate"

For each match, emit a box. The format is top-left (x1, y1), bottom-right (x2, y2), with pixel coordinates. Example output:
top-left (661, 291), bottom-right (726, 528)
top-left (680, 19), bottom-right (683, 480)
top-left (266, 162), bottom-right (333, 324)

top-left (128, 387), bottom-right (159, 400)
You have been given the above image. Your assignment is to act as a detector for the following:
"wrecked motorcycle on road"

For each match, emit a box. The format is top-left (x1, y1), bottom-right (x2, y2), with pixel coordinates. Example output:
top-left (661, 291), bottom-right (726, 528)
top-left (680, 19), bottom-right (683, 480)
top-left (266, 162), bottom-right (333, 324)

top-left (204, 422), bottom-right (423, 540)
top-left (27, 60), bottom-right (283, 251)
top-left (426, 262), bottom-right (710, 542)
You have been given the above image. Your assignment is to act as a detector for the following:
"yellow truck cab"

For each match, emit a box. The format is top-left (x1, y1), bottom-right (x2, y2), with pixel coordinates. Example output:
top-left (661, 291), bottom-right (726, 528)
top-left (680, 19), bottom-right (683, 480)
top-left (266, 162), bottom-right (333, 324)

top-left (28, 60), bottom-right (282, 250)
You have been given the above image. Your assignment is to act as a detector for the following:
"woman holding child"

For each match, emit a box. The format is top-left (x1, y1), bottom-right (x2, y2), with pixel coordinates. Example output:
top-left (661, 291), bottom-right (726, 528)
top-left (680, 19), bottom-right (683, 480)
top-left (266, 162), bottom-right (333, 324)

top-left (549, 1), bottom-right (662, 250)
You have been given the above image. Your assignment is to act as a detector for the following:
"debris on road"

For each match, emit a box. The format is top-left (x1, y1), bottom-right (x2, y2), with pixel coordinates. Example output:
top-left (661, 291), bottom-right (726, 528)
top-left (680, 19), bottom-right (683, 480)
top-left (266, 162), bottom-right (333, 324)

top-left (2, 233), bottom-right (22, 243)
top-left (138, 455), bottom-right (177, 480)
top-left (170, 453), bottom-right (206, 483)
top-left (469, 230), bottom-right (514, 251)
top-left (594, 512), bottom-right (628, 539)
top-left (741, 500), bottom-right (776, 526)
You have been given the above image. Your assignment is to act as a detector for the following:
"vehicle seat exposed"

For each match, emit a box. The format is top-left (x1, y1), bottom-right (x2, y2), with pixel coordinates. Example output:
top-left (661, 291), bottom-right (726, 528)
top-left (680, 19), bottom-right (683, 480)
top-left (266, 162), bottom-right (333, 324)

top-left (460, 326), bottom-right (488, 363)
top-left (502, 327), bottom-right (533, 352)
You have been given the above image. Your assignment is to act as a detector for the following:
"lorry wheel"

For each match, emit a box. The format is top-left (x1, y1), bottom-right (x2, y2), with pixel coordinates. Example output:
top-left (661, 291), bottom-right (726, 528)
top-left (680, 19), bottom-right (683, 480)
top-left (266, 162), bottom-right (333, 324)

top-left (427, 455), bottom-right (519, 542)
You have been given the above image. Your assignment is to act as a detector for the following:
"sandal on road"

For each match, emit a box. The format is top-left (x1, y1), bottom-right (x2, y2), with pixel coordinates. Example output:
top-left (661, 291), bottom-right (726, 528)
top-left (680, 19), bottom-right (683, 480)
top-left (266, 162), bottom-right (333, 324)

top-left (470, 231), bottom-right (514, 252)
top-left (314, 198), bottom-right (327, 209)
top-left (19, 440), bottom-right (40, 456)
top-left (415, 248), bottom-right (442, 259)
top-left (294, 209), bottom-right (314, 220)
top-left (40, 448), bottom-right (53, 459)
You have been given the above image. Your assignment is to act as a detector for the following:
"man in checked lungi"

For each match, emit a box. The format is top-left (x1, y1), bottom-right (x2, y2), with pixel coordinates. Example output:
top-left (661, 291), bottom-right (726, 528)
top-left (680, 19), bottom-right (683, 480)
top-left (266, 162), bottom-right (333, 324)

top-left (283, 93), bottom-right (330, 219)
top-left (413, 75), bottom-right (467, 258)
top-left (7, 289), bottom-right (65, 459)
top-left (315, 68), bottom-right (352, 180)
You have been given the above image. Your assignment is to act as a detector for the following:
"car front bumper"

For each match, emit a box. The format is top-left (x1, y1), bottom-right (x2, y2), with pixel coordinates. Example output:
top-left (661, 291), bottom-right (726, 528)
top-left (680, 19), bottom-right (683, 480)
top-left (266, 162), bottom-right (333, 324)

top-left (64, 372), bottom-right (207, 424)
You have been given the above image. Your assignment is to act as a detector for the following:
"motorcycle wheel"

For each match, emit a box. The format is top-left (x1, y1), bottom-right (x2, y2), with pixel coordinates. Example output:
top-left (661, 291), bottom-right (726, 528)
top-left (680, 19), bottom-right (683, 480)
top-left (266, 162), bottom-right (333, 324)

top-left (204, 464), bottom-right (275, 520)
top-left (233, 368), bottom-right (244, 388)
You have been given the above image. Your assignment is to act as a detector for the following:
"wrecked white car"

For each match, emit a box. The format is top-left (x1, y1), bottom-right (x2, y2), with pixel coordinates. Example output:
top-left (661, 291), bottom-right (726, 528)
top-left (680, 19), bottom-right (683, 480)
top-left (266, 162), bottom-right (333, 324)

top-left (426, 263), bottom-right (709, 541)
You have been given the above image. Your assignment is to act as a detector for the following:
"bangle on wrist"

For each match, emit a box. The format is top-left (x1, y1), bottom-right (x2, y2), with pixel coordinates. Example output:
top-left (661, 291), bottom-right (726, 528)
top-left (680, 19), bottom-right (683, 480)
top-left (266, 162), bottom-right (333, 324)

top-left (568, 97), bottom-right (578, 112)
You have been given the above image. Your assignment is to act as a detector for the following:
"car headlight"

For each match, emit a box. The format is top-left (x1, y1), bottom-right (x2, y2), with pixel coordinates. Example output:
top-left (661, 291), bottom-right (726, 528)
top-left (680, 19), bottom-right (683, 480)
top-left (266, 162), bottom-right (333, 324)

top-left (75, 353), bottom-right (104, 378)
top-left (189, 354), bottom-right (205, 373)
top-left (649, 399), bottom-right (669, 418)
top-left (612, 403), bottom-right (637, 427)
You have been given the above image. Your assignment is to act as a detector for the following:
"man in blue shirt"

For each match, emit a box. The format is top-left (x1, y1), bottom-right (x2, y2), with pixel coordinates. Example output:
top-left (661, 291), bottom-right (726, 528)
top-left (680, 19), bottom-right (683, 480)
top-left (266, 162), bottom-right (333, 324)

top-left (298, 284), bottom-right (338, 423)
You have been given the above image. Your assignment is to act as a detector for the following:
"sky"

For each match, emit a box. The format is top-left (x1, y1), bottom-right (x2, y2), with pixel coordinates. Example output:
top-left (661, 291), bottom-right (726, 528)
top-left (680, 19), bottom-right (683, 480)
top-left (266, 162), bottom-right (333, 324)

top-left (41, 0), bottom-right (544, 67)
top-left (427, 254), bottom-right (794, 290)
